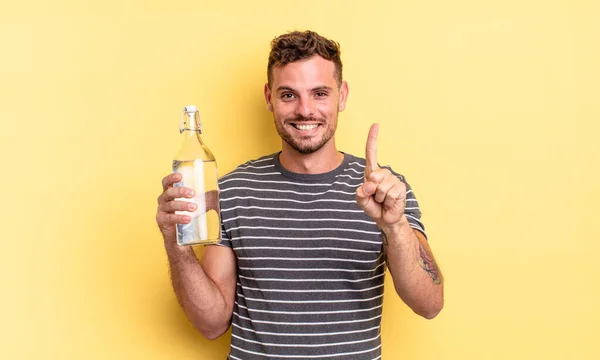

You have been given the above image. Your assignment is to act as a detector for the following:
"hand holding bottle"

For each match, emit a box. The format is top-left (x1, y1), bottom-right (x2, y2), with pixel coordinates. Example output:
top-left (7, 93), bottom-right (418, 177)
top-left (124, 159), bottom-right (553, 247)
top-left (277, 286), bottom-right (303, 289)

top-left (156, 172), bottom-right (219, 243)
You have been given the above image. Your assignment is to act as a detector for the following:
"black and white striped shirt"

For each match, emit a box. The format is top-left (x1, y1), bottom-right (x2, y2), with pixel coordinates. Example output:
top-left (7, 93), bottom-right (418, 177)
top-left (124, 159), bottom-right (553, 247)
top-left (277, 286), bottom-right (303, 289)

top-left (218, 152), bottom-right (426, 360)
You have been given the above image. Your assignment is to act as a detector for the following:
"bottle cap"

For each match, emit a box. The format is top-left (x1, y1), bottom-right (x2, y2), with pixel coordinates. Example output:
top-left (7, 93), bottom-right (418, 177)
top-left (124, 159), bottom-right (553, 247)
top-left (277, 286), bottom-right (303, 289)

top-left (184, 105), bottom-right (197, 114)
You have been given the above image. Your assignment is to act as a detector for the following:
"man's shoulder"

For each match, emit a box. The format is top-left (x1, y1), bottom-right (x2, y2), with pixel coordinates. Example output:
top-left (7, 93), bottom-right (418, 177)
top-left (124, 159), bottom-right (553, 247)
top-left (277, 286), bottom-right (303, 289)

top-left (343, 152), bottom-right (367, 166)
top-left (343, 152), bottom-right (406, 181)
top-left (234, 153), bottom-right (277, 170)
top-left (219, 153), bottom-right (278, 180)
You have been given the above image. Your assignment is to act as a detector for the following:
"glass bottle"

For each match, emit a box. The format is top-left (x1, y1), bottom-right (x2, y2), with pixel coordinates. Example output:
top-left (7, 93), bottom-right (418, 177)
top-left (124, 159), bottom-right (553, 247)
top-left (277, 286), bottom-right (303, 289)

top-left (173, 105), bottom-right (221, 246)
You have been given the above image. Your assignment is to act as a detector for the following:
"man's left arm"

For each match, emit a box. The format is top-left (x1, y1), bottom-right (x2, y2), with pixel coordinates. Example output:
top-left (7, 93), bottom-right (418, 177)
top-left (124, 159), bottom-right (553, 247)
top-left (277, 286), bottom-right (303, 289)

top-left (356, 123), bottom-right (444, 319)
top-left (380, 216), bottom-right (443, 319)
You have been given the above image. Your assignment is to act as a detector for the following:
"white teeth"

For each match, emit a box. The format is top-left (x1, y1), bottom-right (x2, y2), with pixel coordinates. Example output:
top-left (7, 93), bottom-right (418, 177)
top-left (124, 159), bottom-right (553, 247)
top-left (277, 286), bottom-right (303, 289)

top-left (296, 124), bottom-right (318, 130)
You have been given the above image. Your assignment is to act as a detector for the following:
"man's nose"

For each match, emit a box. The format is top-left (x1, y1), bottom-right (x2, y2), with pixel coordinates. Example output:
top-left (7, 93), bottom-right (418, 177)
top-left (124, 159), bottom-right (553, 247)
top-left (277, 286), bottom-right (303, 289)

top-left (295, 96), bottom-right (315, 118)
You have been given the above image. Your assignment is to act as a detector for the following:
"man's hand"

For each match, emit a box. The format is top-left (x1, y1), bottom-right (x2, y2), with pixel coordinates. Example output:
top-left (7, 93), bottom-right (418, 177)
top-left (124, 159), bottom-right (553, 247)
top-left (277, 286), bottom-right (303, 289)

top-left (156, 173), bottom-right (197, 240)
top-left (156, 173), bottom-right (220, 242)
top-left (355, 123), bottom-right (407, 231)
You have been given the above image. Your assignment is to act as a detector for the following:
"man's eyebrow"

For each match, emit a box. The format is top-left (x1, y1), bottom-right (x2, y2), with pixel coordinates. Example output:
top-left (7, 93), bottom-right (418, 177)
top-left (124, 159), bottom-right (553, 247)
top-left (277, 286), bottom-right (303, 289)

top-left (276, 86), bottom-right (296, 93)
top-left (275, 85), bottom-right (333, 92)
top-left (312, 86), bottom-right (333, 92)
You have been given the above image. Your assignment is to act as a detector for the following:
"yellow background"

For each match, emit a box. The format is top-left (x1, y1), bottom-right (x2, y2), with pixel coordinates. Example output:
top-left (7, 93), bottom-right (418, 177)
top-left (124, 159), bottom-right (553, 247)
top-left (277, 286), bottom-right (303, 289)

top-left (1, 0), bottom-right (598, 359)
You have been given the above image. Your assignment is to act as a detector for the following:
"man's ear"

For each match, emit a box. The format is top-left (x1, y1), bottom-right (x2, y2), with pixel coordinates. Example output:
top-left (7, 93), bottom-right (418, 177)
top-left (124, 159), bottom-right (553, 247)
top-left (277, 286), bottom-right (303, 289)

top-left (338, 81), bottom-right (349, 112)
top-left (264, 83), bottom-right (273, 112)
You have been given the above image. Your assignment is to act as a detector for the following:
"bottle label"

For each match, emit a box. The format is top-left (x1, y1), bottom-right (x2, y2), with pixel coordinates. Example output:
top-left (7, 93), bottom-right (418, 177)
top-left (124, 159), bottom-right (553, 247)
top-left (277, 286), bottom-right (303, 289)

top-left (192, 159), bottom-right (208, 240)
top-left (174, 160), bottom-right (208, 241)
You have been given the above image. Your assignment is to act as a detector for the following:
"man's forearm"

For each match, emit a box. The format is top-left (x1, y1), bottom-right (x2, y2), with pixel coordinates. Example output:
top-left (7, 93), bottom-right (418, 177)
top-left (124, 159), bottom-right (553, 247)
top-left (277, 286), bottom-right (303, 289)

top-left (165, 243), bottom-right (232, 339)
top-left (382, 215), bottom-right (444, 319)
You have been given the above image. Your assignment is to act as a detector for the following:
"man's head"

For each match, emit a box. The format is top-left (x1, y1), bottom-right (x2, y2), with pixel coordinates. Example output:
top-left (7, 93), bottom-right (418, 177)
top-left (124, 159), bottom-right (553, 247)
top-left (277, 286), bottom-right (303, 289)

top-left (264, 30), bottom-right (348, 156)
top-left (267, 30), bottom-right (343, 89)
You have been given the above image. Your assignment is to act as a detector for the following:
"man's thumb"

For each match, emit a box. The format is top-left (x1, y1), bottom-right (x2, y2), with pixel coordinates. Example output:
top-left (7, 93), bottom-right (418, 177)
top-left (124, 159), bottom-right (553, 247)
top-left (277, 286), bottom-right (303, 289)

top-left (356, 184), bottom-right (371, 210)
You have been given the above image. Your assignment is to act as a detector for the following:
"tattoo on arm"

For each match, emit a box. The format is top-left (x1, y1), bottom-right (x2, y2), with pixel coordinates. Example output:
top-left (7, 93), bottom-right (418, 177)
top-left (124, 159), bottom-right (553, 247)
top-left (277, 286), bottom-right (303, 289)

top-left (418, 243), bottom-right (441, 284)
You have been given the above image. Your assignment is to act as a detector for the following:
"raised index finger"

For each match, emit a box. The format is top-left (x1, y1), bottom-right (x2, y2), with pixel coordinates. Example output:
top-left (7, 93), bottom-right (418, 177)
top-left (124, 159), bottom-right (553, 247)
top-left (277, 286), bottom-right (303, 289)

top-left (365, 123), bottom-right (379, 178)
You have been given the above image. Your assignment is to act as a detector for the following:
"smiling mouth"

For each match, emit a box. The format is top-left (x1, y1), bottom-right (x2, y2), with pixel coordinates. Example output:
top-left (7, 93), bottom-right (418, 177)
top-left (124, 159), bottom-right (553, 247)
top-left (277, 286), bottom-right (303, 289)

top-left (292, 123), bottom-right (319, 131)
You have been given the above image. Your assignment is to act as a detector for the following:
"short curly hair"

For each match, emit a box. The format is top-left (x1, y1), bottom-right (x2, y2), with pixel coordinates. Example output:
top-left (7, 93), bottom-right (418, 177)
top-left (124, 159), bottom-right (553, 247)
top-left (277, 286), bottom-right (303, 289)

top-left (267, 30), bottom-right (343, 88)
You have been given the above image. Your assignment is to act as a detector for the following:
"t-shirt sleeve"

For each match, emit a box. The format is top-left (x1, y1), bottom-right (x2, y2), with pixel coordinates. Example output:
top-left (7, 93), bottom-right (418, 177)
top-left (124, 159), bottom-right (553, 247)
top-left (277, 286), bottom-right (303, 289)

top-left (403, 180), bottom-right (427, 239)
top-left (215, 176), bottom-right (233, 248)
top-left (216, 223), bottom-right (233, 248)
top-left (383, 166), bottom-right (428, 239)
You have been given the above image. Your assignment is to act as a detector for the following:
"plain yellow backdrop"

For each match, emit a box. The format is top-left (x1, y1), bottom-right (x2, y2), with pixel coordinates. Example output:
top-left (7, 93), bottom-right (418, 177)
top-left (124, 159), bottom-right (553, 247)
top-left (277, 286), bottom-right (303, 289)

top-left (1, 0), bottom-right (598, 359)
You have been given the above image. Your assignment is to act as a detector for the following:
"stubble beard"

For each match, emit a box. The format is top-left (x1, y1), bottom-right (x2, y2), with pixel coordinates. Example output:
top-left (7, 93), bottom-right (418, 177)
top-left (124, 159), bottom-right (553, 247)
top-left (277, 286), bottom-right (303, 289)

top-left (275, 114), bottom-right (338, 155)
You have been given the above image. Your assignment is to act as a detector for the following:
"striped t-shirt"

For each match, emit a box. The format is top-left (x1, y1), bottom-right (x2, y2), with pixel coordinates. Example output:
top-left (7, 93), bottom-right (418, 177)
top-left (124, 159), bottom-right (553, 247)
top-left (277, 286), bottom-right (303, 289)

top-left (217, 152), bottom-right (426, 360)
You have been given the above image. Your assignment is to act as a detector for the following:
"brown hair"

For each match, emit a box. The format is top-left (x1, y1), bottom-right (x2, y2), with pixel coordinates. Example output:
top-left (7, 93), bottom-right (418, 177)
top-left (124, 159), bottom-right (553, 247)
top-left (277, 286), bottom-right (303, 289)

top-left (267, 30), bottom-right (343, 88)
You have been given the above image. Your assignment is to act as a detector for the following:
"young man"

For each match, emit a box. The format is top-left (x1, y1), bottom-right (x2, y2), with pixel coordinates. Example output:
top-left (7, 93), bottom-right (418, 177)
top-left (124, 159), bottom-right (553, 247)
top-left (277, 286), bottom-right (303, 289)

top-left (156, 30), bottom-right (443, 359)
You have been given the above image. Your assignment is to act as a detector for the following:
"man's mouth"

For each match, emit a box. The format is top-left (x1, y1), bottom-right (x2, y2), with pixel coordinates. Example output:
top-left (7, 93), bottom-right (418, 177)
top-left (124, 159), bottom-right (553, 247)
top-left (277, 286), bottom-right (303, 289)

top-left (292, 123), bottom-right (319, 131)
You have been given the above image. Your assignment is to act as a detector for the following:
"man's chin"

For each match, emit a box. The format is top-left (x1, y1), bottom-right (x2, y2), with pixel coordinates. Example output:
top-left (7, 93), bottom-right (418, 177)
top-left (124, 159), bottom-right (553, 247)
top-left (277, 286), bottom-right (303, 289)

top-left (290, 142), bottom-right (327, 155)
top-left (280, 131), bottom-right (332, 155)
top-left (295, 148), bottom-right (318, 155)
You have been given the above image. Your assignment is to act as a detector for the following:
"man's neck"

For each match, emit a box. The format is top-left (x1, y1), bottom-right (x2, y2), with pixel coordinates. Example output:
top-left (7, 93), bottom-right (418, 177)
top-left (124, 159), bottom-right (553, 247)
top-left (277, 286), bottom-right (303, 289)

top-left (279, 144), bottom-right (344, 175)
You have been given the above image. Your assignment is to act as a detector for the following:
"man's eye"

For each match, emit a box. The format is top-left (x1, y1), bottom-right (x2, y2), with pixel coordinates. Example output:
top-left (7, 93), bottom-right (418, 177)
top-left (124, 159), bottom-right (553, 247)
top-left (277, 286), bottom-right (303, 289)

top-left (281, 93), bottom-right (295, 99)
top-left (315, 92), bottom-right (327, 98)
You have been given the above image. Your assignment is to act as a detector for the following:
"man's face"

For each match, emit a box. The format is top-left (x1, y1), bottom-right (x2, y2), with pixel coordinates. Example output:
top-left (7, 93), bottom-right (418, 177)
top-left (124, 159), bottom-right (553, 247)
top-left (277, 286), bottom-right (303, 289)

top-left (264, 55), bottom-right (348, 155)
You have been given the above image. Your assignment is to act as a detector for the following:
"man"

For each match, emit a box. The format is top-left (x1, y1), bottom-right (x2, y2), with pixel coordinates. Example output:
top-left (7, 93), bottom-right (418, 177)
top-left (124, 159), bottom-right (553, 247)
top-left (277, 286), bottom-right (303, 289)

top-left (156, 30), bottom-right (443, 359)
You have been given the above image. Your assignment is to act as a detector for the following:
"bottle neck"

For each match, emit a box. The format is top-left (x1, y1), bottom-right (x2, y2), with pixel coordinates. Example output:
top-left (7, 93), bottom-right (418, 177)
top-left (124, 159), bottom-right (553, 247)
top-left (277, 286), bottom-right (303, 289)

top-left (180, 112), bottom-right (202, 134)
top-left (181, 128), bottom-right (203, 144)
top-left (176, 110), bottom-right (215, 161)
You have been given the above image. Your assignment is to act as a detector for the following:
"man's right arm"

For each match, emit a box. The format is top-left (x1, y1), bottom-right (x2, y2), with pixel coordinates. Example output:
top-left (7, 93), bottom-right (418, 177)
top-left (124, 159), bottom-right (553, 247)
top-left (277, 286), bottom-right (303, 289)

top-left (157, 173), bottom-right (237, 340)
top-left (164, 243), bottom-right (236, 340)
